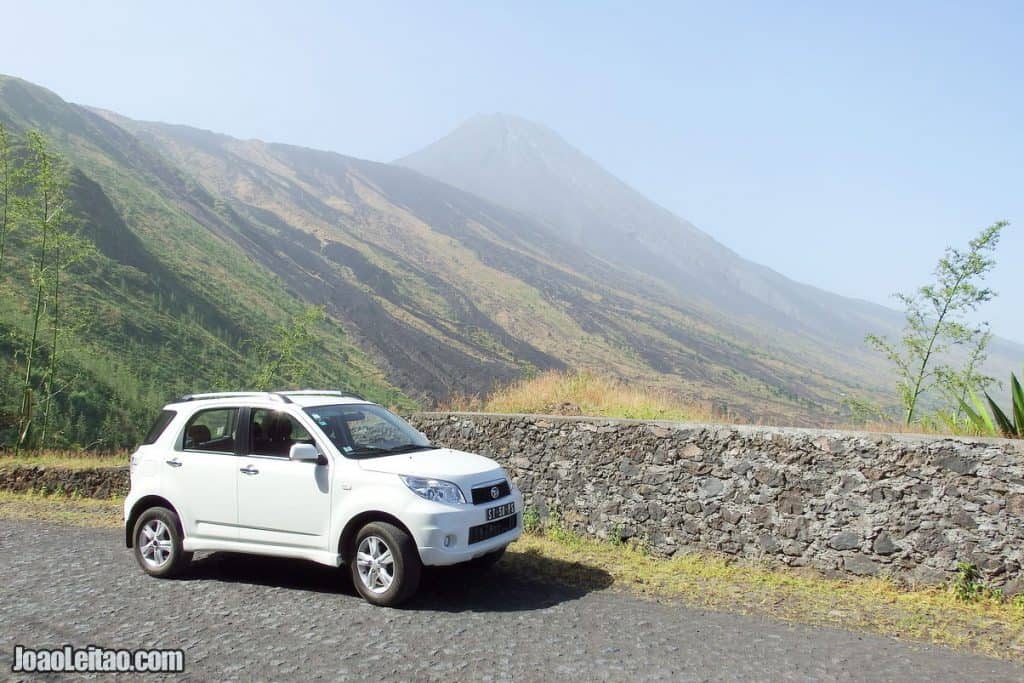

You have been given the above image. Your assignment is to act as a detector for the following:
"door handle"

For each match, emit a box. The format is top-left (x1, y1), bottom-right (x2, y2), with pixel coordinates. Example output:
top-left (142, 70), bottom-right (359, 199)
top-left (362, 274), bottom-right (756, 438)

top-left (165, 458), bottom-right (182, 468)
top-left (240, 465), bottom-right (259, 475)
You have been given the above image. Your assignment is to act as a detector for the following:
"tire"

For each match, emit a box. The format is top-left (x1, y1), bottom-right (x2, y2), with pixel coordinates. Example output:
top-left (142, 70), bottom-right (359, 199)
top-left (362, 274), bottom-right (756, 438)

top-left (466, 545), bottom-right (506, 569)
top-left (350, 522), bottom-right (421, 607)
top-left (132, 507), bottom-right (192, 578)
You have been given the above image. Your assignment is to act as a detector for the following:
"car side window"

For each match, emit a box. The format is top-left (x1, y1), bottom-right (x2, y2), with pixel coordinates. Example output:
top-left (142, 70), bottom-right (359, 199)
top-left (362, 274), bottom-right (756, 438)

top-left (142, 409), bottom-right (177, 445)
top-left (183, 408), bottom-right (238, 453)
top-left (250, 409), bottom-right (313, 458)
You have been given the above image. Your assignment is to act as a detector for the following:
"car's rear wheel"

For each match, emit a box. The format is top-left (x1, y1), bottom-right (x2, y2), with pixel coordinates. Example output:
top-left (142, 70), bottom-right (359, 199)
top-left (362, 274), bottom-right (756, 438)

top-left (132, 507), bottom-right (191, 578)
top-left (466, 545), bottom-right (506, 569)
top-left (350, 522), bottom-right (421, 606)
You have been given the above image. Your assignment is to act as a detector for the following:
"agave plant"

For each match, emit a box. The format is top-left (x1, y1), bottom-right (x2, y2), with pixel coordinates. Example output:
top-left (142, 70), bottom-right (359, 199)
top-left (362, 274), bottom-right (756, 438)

top-left (961, 371), bottom-right (1024, 438)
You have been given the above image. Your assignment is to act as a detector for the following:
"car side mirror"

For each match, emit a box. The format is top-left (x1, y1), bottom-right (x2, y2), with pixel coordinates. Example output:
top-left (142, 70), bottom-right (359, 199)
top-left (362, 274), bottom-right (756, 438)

top-left (418, 431), bottom-right (429, 441)
top-left (289, 443), bottom-right (320, 462)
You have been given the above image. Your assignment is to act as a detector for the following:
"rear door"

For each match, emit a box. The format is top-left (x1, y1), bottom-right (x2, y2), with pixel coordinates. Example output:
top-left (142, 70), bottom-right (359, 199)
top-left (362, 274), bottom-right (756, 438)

top-left (235, 407), bottom-right (332, 549)
top-left (161, 406), bottom-right (240, 541)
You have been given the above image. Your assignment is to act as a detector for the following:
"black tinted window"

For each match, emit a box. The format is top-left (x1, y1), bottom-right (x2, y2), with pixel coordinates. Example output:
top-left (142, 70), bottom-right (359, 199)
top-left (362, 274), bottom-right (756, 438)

top-left (142, 410), bottom-right (176, 445)
top-left (183, 408), bottom-right (238, 453)
top-left (249, 409), bottom-right (313, 458)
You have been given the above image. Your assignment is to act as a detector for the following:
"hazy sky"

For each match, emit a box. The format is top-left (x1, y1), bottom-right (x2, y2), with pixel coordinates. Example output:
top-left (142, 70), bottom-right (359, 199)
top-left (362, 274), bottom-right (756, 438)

top-left (2, 1), bottom-right (1021, 342)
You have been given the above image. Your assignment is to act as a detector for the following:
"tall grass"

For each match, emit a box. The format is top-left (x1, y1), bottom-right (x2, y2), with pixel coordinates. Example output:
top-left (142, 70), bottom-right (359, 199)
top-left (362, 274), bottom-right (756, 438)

top-left (0, 449), bottom-right (128, 469)
top-left (440, 369), bottom-right (1024, 439)
top-left (442, 369), bottom-right (717, 422)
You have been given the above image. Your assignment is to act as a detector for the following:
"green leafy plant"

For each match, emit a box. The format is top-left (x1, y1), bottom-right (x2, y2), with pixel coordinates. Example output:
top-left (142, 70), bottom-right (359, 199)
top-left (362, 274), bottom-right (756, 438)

top-left (950, 561), bottom-right (1008, 603)
top-left (249, 305), bottom-right (326, 391)
top-left (951, 562), bottom-right (985, 602)
top-left (522, 505), bottom-right (541, 533)
top-left (961, 371), bottom-right (1023, 438)
top-left (609, 522), bottom-right (626, 547)
top-left (867, 222), bottom-right (1005, 424)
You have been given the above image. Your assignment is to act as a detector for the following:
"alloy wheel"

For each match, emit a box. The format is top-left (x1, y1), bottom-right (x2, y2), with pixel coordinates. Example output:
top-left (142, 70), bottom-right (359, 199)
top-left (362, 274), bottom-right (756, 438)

top-left (356, 535), bottom-right (395, 594)
top-left (139, 519), bottom-right (174, 569)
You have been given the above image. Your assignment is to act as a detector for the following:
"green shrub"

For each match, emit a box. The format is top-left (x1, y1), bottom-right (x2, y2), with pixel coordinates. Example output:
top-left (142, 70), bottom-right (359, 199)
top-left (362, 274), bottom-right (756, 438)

top-left (522, 505), bottom-right (541, 534)
top-left (961, 370), bottom-right (1023, 439)
top-left (950, 561), bottom-right (1008, 603)
top-left (951, 562), bottom-right (985, 602)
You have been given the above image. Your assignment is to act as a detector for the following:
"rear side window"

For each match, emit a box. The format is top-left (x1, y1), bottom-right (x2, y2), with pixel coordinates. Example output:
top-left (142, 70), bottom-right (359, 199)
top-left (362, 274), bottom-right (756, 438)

top-left (142, 410), bottom-right (177, 445)
top-left (183, 408), bottom-right (239, 453)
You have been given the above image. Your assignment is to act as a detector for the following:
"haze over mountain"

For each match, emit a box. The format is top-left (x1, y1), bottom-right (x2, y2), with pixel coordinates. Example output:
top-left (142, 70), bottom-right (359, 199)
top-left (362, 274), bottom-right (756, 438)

top-left (0, 75), bottom-right (1018, 445)
top-left (399, 112), bottom-right (1020, 388)
top-left (399, 114), bottom-right (897, 346)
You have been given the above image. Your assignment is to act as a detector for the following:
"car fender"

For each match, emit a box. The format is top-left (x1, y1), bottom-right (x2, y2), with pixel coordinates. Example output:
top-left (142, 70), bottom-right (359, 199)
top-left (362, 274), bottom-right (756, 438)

top-left (330, 480), bottom-right (417, 555)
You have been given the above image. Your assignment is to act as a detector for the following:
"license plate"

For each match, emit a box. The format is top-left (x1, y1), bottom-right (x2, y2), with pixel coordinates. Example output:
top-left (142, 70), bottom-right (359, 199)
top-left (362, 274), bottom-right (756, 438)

top-left (486, 501), bottom-right (516, 521)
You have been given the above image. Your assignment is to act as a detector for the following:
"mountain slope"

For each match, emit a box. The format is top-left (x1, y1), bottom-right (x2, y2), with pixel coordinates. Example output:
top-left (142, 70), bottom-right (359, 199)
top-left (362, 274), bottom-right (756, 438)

top-left (397, 114), bottom-right (896, 340)
top-left (398, 113), bottom-right (1021, 391)
top-left (0, 75), bottom-right (411, 447)
top-left (5, 75), bottom-right (1006, 444)
top-left (87, 112), bottom-right (890, 423)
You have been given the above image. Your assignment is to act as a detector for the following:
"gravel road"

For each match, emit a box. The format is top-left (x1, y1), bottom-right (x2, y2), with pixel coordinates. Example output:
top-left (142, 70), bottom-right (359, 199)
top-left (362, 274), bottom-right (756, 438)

top-left (1, 519), bottom-right (1021, 681)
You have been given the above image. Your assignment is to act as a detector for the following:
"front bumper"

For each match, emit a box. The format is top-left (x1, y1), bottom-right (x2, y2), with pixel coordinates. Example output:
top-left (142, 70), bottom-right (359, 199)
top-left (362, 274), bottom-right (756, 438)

top-left (410, 488), bottom-right (524, 566)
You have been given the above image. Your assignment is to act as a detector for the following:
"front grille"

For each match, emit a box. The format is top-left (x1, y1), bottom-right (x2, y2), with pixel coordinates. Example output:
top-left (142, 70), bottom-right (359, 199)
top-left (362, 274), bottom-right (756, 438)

top-left (468, 514), bottom-right (518, 545)
top-left (471, 480), bottom-right (511, 505)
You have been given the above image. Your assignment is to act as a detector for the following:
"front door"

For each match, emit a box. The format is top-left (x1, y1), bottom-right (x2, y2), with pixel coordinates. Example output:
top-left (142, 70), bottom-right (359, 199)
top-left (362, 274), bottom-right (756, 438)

top-left (235, 408), bottom-right (331, 549)
top-left (162, 406), bottom-right (240, 541)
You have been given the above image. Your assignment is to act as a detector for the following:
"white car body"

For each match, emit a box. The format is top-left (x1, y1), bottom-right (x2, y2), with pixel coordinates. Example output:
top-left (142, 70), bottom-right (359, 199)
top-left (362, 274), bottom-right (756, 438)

top-left (124, 392), bottom-right (522, 572)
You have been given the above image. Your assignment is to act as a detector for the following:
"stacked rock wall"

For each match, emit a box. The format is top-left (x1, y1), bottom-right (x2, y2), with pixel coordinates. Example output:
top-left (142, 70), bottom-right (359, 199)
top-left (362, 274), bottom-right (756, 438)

top-left (411, 413), bottom-right (1024, 591)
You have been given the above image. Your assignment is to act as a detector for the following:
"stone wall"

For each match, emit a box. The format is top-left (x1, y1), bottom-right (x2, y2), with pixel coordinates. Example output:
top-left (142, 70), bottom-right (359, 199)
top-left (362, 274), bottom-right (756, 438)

top-left (410, 412), bottom-right (1024, 593)
top-left (0, 466), bottom-right (129, 499)
top-left (4, 414), bottom-right (1021, 592)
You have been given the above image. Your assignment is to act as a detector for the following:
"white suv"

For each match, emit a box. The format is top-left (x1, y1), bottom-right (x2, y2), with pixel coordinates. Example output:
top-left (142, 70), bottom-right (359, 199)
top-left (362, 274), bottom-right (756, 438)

top-left (124, 391), bottom-right (522, 606)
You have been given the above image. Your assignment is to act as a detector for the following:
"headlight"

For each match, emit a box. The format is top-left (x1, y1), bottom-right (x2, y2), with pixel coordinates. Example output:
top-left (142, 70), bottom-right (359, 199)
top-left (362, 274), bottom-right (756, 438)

top-left (399, 475), bottom-right (466, 504)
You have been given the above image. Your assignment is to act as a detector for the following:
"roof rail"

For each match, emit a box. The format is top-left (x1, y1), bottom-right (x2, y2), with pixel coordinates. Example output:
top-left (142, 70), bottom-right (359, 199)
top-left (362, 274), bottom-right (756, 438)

top-left (276, 389), bottom-right (366, 400)
top-left (176, 391), bottom-right (292, 404)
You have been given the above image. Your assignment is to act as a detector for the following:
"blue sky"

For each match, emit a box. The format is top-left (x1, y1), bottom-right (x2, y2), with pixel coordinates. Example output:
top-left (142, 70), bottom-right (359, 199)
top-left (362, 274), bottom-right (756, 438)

top-left (2, 0), bottom-right (1021, 342)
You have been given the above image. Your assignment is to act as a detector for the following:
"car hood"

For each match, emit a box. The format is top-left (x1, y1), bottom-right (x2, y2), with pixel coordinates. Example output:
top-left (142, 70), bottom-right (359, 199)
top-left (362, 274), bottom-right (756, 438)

top-left (357, 447), bottom-right (503, 482)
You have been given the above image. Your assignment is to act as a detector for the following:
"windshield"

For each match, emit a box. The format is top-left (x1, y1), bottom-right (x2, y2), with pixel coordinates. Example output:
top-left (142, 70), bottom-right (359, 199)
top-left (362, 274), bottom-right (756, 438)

top-left (304, 404), bottom-right (432, 458)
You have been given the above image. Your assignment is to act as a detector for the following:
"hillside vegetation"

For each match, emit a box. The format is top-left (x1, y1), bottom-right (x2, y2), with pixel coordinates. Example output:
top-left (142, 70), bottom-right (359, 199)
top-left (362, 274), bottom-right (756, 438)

top-left (1, 74), bottom-right (1018, 449)
top-left (113, 114), bottom-right (860, 425)
top-left (442, 369), bottom-right (1003, 437)
top-left (444, 370), bottom-right (717, 422)
top-left (0, 76), bottom-right (411, 450)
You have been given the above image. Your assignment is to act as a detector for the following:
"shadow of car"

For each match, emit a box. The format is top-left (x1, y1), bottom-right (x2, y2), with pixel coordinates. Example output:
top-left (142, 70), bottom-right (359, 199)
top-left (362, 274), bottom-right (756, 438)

top-left (180, 547), bottom-right (613, 613)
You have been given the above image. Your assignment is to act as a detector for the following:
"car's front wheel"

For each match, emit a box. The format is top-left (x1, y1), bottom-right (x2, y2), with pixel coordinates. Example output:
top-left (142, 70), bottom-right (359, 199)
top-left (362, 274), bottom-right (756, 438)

top-left (132, 507), bottom-right (191, 578)
top-left (350, 522), bottom-right (421, 607)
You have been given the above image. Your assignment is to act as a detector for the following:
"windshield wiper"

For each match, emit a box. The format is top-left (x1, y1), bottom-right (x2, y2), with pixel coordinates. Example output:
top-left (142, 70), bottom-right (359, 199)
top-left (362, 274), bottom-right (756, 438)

top-left (347, 446), bottom-right (391, 457)
top-left (347, 444), bottom-right (434, 457)
top-left (382, 444), bottom-right (434, 454)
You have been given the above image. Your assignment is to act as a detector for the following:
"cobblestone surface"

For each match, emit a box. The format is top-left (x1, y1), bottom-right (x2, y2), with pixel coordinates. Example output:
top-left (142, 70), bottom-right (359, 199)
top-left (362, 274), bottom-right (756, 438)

top-left (1, 520), bottom-right (1021, 681)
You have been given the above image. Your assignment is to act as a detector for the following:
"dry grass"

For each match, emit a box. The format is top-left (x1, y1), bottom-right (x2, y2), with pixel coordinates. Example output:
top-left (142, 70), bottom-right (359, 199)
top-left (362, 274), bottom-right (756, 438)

top-left (840, 420), bottom-right (956, 436)
top-left (0, 490), bottom-right (122, 527)
top-left (511, 525), bottom-right (1024, 660)
top-left (0, 450), bottom-right (128, 470)
top-left (439, 369), bottom-right (999, 440)
top-left (442, 369), bottom-right (718, 422)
